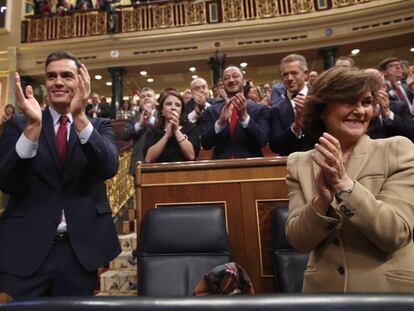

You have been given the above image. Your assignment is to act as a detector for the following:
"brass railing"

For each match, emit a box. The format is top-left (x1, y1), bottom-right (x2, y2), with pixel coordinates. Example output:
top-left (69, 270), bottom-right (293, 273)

top-left (106, 148), bottom-right (134, 217)
top-left (22, 0), bottom-right (370, 42)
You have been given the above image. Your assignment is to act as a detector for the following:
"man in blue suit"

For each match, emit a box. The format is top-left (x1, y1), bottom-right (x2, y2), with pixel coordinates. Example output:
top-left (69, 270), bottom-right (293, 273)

top-left (0, 51), bottom-right (121, 299)
top-left (201, 66), bottom-right (269, 159)
top-left (269, 54), bottom-right (314, 156)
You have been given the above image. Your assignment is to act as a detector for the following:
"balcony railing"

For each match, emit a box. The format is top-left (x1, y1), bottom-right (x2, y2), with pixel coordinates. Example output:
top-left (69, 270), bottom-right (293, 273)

top-left (22, 0), bottom-right (370, 43)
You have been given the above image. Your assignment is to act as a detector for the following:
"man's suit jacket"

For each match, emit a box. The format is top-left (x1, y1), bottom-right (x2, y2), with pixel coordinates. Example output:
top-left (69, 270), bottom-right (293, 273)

top-left (201, 99), bottom-right (269, 159)
top-left (269, 97), bottom-right (314, 156)
top-left (369, 100), bottom-right (414, 142)
top-left (385, 81), bottom-right (414, 105)
top-left (85, 103), bottom-right (111, 119)
top-left (286, 135), bottom-right (414, 292)
top-left (0, 109), bottom-right (121, 277)
top-left (121, 111), bottom-right (156, 176)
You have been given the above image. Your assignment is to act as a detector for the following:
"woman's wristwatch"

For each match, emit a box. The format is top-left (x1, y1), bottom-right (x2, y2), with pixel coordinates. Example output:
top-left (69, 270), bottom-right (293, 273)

top-left (335, 181), bottom-right (355, 203)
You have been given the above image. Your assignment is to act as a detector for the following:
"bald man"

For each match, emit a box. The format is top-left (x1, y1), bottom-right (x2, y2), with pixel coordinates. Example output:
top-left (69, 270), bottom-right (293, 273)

top-left (201, 66), bottom-right (269, 159)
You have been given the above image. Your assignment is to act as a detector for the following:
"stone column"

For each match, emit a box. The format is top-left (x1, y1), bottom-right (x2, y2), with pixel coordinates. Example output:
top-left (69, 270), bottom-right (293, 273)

top-left (319, 46), bottom-right (337, 69)
top-left (108, 67), bottom-right (124, 119)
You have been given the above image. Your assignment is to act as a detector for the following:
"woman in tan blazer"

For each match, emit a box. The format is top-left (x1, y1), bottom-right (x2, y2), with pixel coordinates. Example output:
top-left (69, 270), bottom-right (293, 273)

top-left (286, 66), bottom-right (414, 293)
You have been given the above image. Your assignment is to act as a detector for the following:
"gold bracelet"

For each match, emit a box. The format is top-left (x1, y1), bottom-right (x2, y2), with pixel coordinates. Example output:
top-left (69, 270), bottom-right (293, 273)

top-left (177, 134), bottom-right (188, 144)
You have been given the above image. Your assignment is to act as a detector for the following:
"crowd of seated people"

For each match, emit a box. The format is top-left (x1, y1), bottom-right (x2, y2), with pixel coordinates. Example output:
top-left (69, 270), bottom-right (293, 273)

top-left (71, 53), bottom-right (414, 164)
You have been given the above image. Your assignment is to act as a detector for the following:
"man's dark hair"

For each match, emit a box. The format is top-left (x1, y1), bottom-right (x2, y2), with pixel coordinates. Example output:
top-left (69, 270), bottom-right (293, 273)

top-left (45, 51), bottom-right (81, 71)
top-left (378, 57), bottom-right (400, 72)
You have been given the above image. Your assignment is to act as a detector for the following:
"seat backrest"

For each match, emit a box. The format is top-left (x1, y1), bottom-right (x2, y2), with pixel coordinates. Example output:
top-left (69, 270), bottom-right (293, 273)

top-left (138, 205), bottom-right (231, 297)
top-left (271, 206), bottom-right (309, 293)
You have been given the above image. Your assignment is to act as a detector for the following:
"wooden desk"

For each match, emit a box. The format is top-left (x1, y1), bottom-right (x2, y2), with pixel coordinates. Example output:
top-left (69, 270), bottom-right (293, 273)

top-left (135, 157), bottom-right (288, 293)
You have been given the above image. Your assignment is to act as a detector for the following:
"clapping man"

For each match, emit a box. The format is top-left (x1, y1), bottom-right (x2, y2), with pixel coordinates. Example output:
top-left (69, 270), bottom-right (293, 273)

top-left (0, 51), bottom-right (121, 299)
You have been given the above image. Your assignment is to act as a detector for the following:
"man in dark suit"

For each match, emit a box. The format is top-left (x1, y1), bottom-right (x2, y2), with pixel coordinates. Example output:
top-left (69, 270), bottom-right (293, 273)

top-left (368, 69), bottom-right (414, 142)
top-left (379, 57), bottom-right (414, 115)
top-left (121, 87), bottom-right (157, 176)
top-left (269, 54), bottom-right (314, 156)
top-left (0, 51), bottom-right (121, 299)
top-left (185, 77), bottom-right (213, 124)
top-left (85, 92), bottom-right (111, 118)
top-left (201, 66), bottom-right (269, 159)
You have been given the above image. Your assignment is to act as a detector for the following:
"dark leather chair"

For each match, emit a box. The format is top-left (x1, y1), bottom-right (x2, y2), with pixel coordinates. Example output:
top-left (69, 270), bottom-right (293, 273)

top-left (271, 206), bottom-right (309, 293)
top-left (138, 205), bottom-right (231, 297)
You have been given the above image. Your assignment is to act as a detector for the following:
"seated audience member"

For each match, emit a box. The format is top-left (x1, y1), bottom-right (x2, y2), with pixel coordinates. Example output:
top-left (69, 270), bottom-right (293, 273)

top-left (244, 80), bottom-right (262, 102)
top-left (335, 56), bottom-right (356, 68)
top-left (86, 92), bottom-right (111, 118)
top-left (121, 87), bottom-right (157, 174)
top-left (269, 54), bottom-right (314, 156)
top-left (307, 70), bottom-right (319, 89)
top-left (379, 57), bottom-right (413, 114)
top-left (367, 69), bottom-right (414, 142)
top-left (201, 66), bottom-right (269, 159)
top-left (144, 89), bottom-right (200, 163)
top-left (185, 77), bottom-right (212, 124)
top-left (182, 89), bottom-right (193, 105)
top-left (116, 100), bottom-right (133, 120)
top-left (286, 66), bottom-right (414, 293)
top-left (1, 104), bottom-right (15, 124)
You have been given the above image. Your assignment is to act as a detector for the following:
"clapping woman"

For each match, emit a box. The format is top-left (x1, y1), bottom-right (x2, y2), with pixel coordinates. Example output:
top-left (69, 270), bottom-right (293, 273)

top-left (286, 66), bottom-right (414, 292)
top-left (144, 89), bottom-right (200, 163)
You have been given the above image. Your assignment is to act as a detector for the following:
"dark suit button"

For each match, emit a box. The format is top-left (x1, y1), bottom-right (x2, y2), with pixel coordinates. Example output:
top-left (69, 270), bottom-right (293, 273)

top-left (332, 238), bottom-right (340, 246)
top-left (338, 266), bottom-right (345, 275)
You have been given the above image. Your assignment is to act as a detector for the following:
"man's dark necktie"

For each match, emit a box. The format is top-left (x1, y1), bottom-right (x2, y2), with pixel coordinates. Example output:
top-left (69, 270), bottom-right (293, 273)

top-left (56, 115), bottom-right (68, 167)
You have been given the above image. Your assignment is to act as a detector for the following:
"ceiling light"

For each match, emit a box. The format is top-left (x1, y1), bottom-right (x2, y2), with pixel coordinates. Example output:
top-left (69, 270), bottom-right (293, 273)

top-left (242, 70), bottom-right (246, 75)
top-left (410, 47), bottom-right (414, 52)
top-left (110, 50), bottom-right (119, 58)
top-left (189, 67), bottom-right (196, 72)
top-left (147, 78), bottom-right (154, 83)
top-left (94, 75), bottom-right (102, 80)
top-left (192, 75), bottom-right (198, 79)
top-left (351, 49), bottom-right (360, 55)
top-left (140, 71), bottom-right (147, 76)
top-left (240, 62), bottom-right (248, 68)
top-left (105, 81), bottom-right (112, 86)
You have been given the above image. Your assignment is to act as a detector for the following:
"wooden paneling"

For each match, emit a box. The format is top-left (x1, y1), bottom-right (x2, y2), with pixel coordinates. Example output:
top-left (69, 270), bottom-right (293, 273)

top-left (136, 157), bottom-right (288, 293)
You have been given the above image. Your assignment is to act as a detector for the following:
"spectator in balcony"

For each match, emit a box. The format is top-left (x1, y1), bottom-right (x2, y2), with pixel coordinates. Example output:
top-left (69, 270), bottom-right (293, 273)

top-left (0, 50), bottom-right (120, 299)
top-left (116, 100), bottom-right (133, 120)
top-left (76, 1), bottom-right (89, 10)
top-left (121, 87), bottom-right (157, 174)
top-left (86, 92), bottom-right (111, 118)
top-left (76, 0), bottom-right (94, 9)
top-left (201, 66), bottom-right (269, 159)
top-left (0, 104), bottom-right (15, 138)
top-left (144, 89), bottom-right (200, 163)
top-left (367, 69), bottom-right (414, 142)
top-left (56, 0), bottom-right (75, 15)
top-left (38, 0), bottom-right (57, 14)
top-left (269, 54), bottom-right (314, 156)
top-left (379, 57), bottom-right (414, 115)
top-left (335, 56), bottom-right (356, 68)
top-left (286, 66), bottom-right (414, 293)
top-left (185, 77), bottom-right (215, 124)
